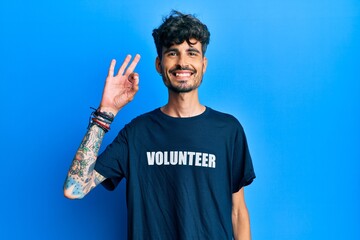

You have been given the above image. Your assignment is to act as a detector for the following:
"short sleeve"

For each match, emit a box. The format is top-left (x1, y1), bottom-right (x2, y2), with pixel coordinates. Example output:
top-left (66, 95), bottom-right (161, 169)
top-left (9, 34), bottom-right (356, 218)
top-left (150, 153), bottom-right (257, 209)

top-left (232, 125), bottom-right (256, 193)
top-left (94, 127), bottom-right (129, 191)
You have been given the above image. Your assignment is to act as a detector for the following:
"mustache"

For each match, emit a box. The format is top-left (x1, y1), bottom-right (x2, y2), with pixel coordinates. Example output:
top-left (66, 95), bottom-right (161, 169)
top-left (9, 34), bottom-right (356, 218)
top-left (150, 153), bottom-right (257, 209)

top-left (169, 65), bottom-right (196, 74)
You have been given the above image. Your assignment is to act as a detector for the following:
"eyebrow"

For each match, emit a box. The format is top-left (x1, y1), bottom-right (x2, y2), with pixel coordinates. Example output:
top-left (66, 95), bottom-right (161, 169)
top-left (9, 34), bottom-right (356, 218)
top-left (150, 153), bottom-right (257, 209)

top-left (187, 48), bottom-right (201, 54)
top-left (163, 47), bottom-right (201, 54)
top-left (163, 48), bottom-right (179, 54)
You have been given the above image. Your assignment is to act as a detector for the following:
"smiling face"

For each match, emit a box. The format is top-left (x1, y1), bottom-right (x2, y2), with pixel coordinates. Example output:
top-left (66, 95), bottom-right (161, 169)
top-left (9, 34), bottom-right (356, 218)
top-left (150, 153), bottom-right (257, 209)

top-left (156, 39), bottom-right (208, 93)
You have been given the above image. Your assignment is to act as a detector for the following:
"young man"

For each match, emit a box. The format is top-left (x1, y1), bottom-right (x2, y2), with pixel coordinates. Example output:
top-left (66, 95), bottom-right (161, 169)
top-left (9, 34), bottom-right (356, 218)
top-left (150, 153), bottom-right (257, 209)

top-left (64, 10), bottom-right (255, 240)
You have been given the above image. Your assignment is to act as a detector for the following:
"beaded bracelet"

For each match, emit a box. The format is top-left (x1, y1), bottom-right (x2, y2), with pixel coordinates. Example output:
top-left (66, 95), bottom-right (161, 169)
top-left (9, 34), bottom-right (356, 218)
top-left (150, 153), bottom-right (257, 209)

top-left (91, 118), bottom-right (110, 133)
top-left (93, 114), bottom-right (112, 125)
top-left (91, 107), bottom-right (115, 123)
top-left (87, 107), bottom-right (114, 133)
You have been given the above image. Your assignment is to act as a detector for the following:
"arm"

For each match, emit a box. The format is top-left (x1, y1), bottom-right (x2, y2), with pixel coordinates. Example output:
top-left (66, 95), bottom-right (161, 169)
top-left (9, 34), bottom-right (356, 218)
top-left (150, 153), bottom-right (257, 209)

top-left (232, 187), bottom-right (252, 240)
top-left (64, 54), bottom-right (141, 199)
top-left (64, 124), bottom-right (107, 199)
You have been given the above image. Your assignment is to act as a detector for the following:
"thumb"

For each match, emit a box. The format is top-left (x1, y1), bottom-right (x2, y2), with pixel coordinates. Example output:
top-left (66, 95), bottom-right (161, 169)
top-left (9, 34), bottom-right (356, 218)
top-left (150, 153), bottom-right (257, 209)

top-left (129, 72), bottom-right (139, 86)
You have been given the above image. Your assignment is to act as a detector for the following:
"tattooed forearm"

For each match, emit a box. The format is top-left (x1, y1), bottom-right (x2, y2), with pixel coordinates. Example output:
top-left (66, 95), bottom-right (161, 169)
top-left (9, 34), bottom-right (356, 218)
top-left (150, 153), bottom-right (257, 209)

top-left (64, 124), bottom-right (106, 199)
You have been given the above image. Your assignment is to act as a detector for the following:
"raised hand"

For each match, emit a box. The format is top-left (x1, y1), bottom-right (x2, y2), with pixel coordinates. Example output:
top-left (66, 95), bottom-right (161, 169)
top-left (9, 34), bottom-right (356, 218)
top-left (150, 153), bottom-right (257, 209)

top-left (99, 54), bottom-right (141, 115)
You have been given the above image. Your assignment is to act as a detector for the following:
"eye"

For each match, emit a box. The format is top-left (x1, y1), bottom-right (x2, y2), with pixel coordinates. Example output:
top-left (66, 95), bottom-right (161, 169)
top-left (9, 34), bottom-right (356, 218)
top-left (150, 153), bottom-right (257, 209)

top-left (188, 51), bottom-right (199, 57)
top-left (167, 51), bottom-right (177, 57)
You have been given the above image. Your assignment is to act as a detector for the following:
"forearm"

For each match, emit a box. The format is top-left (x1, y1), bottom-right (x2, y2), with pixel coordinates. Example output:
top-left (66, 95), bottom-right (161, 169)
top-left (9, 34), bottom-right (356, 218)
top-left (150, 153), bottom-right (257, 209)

top-left (64, 124), bottom-right (106, 199)
top-left (232, 206), bottom-right (251, 240)
top-left (64, 55), bottom-right (139, 199)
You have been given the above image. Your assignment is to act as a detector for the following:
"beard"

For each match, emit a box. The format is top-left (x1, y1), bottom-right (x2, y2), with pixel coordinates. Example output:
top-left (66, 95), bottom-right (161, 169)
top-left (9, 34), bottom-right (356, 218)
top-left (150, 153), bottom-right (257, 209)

top-left (162, 65), bottom-right (203, 93)
top-left (164, 79), bottom-right (203, 93)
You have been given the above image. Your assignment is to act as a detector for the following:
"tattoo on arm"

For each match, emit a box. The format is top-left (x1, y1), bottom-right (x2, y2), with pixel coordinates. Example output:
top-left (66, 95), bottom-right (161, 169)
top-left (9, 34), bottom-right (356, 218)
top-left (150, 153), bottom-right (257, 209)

top-left (64, 124), bottom-right (106, 198)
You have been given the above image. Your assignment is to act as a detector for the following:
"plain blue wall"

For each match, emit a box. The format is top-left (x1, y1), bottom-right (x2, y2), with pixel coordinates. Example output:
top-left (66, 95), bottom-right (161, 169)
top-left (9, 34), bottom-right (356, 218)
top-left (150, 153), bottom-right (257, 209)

top-left (1, 0), bottom-right (359, 239)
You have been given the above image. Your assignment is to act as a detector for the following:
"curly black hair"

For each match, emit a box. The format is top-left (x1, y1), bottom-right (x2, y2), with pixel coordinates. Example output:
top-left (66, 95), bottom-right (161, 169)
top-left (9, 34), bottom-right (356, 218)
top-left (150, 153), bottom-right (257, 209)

top-left (152, 10), bottom-right (210, 59)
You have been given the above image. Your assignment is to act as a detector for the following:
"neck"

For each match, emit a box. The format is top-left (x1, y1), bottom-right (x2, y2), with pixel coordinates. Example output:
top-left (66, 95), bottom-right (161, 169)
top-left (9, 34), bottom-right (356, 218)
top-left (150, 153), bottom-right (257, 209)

top-left (161, 90), bottom-right (205, 118)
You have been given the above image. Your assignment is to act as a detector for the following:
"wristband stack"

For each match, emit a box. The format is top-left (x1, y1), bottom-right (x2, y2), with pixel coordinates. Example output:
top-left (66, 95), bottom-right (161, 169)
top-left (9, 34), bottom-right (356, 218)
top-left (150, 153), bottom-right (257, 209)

top-left (88, 107), bottom-right (115, 133)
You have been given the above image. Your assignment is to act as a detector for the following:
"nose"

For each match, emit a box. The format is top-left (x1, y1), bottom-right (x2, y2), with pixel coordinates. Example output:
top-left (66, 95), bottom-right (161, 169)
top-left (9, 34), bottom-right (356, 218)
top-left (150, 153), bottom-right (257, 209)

top-left (176, 54), bottom-right (188, 67)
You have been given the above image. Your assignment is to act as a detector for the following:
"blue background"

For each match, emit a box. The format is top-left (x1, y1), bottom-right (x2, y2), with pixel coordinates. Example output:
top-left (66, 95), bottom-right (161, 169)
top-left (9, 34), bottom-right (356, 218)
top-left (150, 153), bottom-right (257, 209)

top-left (1, 0), bottom-right (359, 239)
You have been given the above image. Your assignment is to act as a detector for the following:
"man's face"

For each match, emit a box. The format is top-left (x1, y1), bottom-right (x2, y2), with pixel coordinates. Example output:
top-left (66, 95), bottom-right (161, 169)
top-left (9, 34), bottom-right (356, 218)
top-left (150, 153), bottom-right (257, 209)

top-left (156, 39), bottom-right (207, 93)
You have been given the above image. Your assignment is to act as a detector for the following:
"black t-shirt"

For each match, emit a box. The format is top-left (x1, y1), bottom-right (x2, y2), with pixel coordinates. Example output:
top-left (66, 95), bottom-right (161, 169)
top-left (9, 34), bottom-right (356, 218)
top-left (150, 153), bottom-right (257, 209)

top-left (95, 107), bottom-right (255, 239)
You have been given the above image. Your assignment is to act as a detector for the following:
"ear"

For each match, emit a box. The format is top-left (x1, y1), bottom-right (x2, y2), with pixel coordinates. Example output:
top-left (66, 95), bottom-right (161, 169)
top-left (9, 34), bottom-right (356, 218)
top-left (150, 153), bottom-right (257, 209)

top-left (155, 57), bottom-right (162, 74)
top-left (202, 56), bottom-right (208, 74)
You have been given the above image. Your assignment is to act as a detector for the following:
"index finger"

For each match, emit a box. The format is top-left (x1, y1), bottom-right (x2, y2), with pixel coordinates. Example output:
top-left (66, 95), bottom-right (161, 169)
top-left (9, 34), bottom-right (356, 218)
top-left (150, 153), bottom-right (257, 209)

top-left (124, 54), bottom-right (141, 76)
top-left (108, 59), bottom-right (116, 77)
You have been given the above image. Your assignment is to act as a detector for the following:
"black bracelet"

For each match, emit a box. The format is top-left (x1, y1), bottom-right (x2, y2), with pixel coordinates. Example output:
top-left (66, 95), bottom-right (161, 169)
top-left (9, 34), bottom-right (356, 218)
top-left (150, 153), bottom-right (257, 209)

top-left (91, 118), bottom-right (110, 133)
top-left (88, 107), bottom-right (113, 132)
top-left (94, 114), bottom-right (112, 124)
top-left (90, 107), bottom-right (115, 123)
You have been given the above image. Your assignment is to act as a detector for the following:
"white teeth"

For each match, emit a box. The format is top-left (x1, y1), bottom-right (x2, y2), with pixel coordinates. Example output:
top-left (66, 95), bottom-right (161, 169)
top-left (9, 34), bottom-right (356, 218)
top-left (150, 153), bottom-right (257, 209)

top-left (175, 73), bottom-right (191, 77)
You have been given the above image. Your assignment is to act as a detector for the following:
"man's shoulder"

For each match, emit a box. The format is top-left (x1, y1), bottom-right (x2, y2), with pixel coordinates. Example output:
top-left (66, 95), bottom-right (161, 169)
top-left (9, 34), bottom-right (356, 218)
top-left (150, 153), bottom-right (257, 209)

top-left (127, 108), bottom-right (161, 126)
top-left (207, 107), bottom-right (241, 125)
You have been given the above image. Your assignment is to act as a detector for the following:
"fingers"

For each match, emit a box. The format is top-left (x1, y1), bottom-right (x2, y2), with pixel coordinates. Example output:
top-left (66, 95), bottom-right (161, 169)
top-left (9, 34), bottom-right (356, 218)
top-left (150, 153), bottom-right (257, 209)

top-left (117, 55), bottom-right (132, 76)
top-left (128, 72), bottom-right (139, 85)
top-left (108, 59), bottom-right (116, 77)
top-left (124, 54), bottom-right (141, 76)
top-left (128, 72), bottom-right (139, 94)
top-left (116, 54), bottom-right (141, 76)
